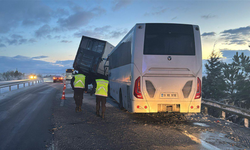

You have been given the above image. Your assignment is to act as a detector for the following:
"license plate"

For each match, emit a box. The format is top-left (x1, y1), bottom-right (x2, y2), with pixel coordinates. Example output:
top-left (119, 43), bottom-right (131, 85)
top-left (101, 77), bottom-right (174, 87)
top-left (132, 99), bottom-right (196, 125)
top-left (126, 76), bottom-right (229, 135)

top-left (160, 93), bottom-right (178, 99)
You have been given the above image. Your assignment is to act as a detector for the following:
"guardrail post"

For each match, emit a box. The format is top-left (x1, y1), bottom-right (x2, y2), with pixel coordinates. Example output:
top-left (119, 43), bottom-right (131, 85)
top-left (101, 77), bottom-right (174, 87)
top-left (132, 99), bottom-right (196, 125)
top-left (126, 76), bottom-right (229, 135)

top-left (244, 118), bottom-right (249, 128)
top-left (17, 84), bottom-right (19, 89)
top-left (23, 83), bottom-right (25, 87)
top-left (9, 86), bottom-right (11, 91)
top-left (28, 82), bottom-right (30, 86)
top-left (222, 111), bottom-right (226, 119)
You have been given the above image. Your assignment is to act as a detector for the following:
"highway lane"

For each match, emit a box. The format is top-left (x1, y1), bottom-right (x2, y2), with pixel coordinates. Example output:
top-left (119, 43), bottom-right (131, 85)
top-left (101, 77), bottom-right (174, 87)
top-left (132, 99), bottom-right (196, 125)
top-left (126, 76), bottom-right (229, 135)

top-left (0, 82), bottom-right (62, 150)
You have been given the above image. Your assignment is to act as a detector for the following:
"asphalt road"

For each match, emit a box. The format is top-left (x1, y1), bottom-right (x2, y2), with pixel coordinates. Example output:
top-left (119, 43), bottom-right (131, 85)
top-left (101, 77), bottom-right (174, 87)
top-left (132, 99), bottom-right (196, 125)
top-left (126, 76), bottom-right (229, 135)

top-left (0, 82), bottom-right (62, 150)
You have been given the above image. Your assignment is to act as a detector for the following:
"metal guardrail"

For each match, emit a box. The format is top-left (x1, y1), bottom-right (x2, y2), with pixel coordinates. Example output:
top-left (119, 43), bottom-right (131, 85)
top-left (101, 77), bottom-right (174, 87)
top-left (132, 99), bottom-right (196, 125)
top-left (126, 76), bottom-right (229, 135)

top-left (0, 79), bottom-right (43, 93)
top-left (202, 99), bottom-right (250, 128)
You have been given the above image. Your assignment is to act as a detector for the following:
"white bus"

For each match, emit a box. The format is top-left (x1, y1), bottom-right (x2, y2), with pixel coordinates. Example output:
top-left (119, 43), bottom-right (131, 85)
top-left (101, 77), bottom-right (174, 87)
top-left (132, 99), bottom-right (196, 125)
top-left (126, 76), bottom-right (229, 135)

top-left (66, 69), bottom-right (74, 80)
top-left (108, 23), bottom-right (202, 113)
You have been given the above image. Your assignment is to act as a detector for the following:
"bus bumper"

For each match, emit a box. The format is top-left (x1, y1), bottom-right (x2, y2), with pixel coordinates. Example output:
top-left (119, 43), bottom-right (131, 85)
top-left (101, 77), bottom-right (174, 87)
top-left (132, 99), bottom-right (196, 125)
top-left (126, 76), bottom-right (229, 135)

top-left (132, 100), bottom-right (201, 113)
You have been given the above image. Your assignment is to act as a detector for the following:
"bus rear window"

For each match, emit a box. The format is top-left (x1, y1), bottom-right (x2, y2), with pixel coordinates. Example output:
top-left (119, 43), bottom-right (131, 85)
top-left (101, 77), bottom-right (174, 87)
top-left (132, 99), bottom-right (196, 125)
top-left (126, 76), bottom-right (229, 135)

top-left (144, 24), bottom-right (195, 55)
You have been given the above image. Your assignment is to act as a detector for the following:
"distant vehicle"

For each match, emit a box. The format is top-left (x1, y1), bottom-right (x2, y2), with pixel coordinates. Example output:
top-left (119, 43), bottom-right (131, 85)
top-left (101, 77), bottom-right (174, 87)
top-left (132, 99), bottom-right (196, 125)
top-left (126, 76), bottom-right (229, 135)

top-left (73, 35), bottom-right (114, 80)
top-left (29, 74), bottom-right (37, 80)
top-left (66, 69), bottom-right (74, 80)
top-left (53, 76), bottom-right (64, 83)
top-left (108, 23), bottom-right (202, 113)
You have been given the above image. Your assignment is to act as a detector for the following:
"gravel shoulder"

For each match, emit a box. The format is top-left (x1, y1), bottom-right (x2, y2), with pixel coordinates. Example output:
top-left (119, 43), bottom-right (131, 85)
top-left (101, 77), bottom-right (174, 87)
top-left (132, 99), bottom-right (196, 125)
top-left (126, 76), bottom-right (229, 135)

top-left (51, 87), bottom-right (250, 150)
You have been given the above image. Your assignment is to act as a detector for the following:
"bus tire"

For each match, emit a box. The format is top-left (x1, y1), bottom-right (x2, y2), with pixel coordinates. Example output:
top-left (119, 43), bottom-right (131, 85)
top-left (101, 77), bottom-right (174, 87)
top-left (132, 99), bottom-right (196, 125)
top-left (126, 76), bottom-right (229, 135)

top-left (119, 90), bottom-right (124, 110)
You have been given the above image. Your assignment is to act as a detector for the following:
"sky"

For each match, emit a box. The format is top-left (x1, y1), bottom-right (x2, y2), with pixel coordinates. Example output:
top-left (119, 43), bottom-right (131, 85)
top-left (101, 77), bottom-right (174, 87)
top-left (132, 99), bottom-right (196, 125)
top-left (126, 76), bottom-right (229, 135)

top-left (0, 0), bottom-right (250, 74)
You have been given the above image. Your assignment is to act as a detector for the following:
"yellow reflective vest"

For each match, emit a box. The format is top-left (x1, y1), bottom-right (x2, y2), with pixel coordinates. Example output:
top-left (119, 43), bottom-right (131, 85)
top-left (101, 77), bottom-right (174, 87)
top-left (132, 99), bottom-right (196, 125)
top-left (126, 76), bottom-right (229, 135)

top-left (95, 79), bottom-right (109, 97)
top-left (74, 74), bottom-right (86, 88)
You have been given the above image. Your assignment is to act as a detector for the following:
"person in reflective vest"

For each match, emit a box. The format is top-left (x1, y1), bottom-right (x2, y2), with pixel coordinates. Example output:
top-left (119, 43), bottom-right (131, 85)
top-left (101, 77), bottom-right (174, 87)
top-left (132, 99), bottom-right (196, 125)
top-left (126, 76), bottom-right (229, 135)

top-left (71, 71), bottom-right (86, 112)
top-left (95, 79), bottom-right (109, 119)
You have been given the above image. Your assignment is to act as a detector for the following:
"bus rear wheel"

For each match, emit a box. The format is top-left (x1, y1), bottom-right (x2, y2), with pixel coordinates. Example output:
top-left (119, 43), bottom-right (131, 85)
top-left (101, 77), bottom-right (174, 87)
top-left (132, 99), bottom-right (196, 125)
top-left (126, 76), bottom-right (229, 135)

top-left (119, 90), bottom-right (124, 110)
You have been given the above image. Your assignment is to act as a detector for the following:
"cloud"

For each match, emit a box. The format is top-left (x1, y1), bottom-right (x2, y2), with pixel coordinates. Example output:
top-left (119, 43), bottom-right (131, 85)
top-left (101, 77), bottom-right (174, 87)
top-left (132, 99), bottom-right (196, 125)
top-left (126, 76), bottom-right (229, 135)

top-left (144, 7), bottom-right (168, 16)
top-left (57, 7), bottom-right (106, 30)
top-left (201, 32), bottom-right (216, 37)
top-left (55, 60), bottom-right (74, 67)
top-left (74, 26), bottom-right (127, 40)
top-left (54, 36), bottom-right (61, 39)
top-left (47, 35), bottom-right (52, 39)
top-left (13, 55), bottom-right (31, 60)
top-left (221, 26), bottom-right (250, 35)
top-left (35, 24), bottom-right (52, 38)
top-left (34, 25), bottom-right (65, 39)
top-left (2, 34), bottom-right (35, 46)
top-left (109, 30), bottom-right (128, 39)
top-left (0, 55), bottom-right (74, 74)
top-left (201, 14), bottom-right (217, 19)
top-left (221, 49), bottom-right (250, 59)
top-left (53, 8), bottom-right (70, 17)
top-left (61, 40), bottom-right (72, 43)
top-left (94, 26), bottom-right (111, 32)
top-left (220, 26), bottom-right (250, 45)
top-left (0, 0), bottom-right (52, 33)
top-left (32, 56), bottom-right (49, 59)
top-left (0, 44), bottom-right (6, 47)
top-left (112, 0), bottom-right (133, 11)
top-left (29, 38), bottom-right (37, 43)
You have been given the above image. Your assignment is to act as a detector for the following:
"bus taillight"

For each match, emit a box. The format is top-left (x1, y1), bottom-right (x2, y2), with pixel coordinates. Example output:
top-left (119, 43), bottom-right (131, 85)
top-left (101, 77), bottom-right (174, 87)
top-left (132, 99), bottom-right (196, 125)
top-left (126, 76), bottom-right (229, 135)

top-left (134, 76), bottom-right (143, 99)
top-left (195, 77), bottom-right (201, 99)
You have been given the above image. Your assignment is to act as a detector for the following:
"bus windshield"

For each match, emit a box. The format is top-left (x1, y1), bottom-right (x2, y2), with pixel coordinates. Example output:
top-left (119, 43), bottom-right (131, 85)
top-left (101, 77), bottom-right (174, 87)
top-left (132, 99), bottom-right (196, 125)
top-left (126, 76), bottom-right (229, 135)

top-left (66, 69), bottom-right (74, 73)
top-left (144, 24), bottom-right (195, 55)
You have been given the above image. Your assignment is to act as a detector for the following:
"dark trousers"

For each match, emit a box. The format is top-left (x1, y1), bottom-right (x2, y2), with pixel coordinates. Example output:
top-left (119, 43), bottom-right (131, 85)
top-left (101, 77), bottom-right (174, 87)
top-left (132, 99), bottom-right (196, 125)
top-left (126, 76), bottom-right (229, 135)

top-left (96, 95), bottom-right (106, 114)
top-left (74, 88), bottom-right (84, 107)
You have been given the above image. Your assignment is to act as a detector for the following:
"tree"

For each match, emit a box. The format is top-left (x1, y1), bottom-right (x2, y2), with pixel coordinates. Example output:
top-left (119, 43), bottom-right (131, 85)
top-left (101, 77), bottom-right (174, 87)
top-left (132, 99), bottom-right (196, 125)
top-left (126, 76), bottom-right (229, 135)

top-left (232, 52), bottom-right (250, 108)
top-left (202, 51), bottom-right (226, 100)
top-left (222, 62), bottom-right (240, 103)
top-left (0, 70), bottom-right (24, 81)
top-left (222, 52), bottom-right (250, 108)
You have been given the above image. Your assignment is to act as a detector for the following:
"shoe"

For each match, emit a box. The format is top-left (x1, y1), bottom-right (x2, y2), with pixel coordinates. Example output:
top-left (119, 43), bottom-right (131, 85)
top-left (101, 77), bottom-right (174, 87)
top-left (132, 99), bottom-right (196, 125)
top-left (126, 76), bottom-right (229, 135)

top-left (75, 106), bottom-right (79, 112)
top-left (78, 106), bottom-right (82, 112)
